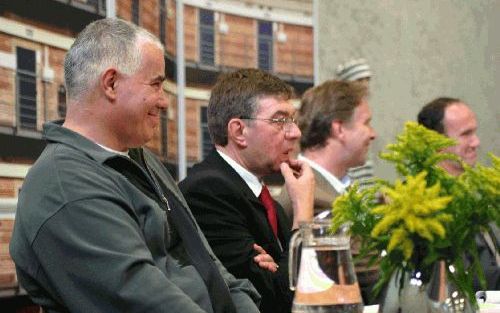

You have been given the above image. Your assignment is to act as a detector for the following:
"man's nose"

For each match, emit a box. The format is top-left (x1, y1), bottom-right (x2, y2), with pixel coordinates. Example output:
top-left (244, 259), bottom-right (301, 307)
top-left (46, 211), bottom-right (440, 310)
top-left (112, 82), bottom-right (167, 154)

top-left (470, 134), bottom-right (480, 148)
top-left (285, 123), bottom-right (301, 139)
top-left (159, 90), bottom-right (168, 109)
top-left (370, 126), bottom-right (377, 140)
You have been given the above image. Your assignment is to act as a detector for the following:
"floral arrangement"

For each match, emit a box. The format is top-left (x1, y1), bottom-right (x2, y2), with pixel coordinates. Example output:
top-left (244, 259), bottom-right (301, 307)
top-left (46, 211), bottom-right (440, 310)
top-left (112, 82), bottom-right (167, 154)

top-left (330, 121), bottom-right (500, 307)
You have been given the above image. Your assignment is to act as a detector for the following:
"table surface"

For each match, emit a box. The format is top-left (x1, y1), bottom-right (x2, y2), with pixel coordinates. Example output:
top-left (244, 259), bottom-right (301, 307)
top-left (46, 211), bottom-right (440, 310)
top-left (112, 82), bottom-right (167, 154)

top-left (363, 303), bottom-right (500, 312)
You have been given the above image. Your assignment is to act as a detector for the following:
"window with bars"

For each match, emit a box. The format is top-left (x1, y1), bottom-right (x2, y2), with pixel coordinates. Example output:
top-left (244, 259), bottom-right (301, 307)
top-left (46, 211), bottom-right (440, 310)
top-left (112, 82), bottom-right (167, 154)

top-left (159, 0), bottom-right (167, 46)
top-left (16, 47), bottom-right (37, 131)
top-left (58, 85), bottom-right (67, 119)
top-left (258, 21), bottom-right (273, 72)
top-left (98, 0), bottom-right (106, 14)
top-left (200, 106), bottom-right (213, 159)
top-left (132, 0), bottom-right (140, 25)
top-left (199, 9), bottom-right (215, 66)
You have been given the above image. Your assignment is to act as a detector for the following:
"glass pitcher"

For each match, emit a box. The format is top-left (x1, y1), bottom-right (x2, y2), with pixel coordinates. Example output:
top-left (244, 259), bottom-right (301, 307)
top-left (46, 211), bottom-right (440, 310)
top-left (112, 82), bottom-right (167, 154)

top-left (289, 220), bottom-right (363, 313)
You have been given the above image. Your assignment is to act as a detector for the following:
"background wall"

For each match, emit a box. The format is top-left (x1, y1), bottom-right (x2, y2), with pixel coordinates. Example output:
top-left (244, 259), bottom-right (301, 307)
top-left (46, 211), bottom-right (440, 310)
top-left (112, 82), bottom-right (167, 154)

top-left (316, 0), bottom-right (500, 180)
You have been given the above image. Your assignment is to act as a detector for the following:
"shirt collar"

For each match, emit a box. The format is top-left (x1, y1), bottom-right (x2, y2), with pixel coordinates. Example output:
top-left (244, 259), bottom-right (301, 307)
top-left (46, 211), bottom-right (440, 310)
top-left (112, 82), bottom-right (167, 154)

top-left (96, 143), bottom-right (130, 157)
top-left (216, 149), bottom-right (262, 197)
top-left (298, 154), bottom-right (351, 194)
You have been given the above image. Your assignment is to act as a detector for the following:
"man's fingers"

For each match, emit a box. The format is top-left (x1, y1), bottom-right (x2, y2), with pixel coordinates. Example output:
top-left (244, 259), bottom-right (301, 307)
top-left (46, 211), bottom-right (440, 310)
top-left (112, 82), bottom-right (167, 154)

top-left (255, 260), bottom-right (279, 273)
top-left (289, 159), bottom-right (304, 173)
top-left (253, 243), bottom-right (279, 272)
top-left (254, 253), bottom-right (274, 263)
top-left (253, 243), bottom-right (266, 254)
top-left (280, 162), bottom-right (296, 181)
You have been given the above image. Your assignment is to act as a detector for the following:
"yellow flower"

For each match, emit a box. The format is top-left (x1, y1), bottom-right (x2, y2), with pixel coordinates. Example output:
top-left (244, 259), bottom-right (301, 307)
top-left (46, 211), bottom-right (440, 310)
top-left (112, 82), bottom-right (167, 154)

top-left (380, 122), bottom-right (459, 177)
top-left (370, 171), bottom-right (452, 260)
top-left (387, 227), bottom-right (407, 252)
top-left (330, 183), bottom-right (378, 234)
top-left (330, 121), bottom-right (499, 302)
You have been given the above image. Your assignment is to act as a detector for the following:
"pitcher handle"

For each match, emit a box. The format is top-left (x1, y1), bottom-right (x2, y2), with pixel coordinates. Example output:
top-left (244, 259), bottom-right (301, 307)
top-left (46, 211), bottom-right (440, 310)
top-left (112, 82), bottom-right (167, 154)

top-left (288, 229), bottom-right (302, 291)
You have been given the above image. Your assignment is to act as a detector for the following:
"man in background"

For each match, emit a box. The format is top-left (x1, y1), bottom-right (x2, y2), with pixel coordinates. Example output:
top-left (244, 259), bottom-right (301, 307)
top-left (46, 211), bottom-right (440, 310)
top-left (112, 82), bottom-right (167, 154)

top-left (10, 18), bottom-right (260, 313)
top-left (418, 97), bottom-right (499, 290)
top-left (275, 80), bottom-right (378, 304)
top-left (179, 68), bottom-right (314, 313)
top-left (418, 97), bottom-right (480, 175)
top-left (335, 58), bottom-right (375, 189)
top-left (335, 58), bottom-right (372, 86)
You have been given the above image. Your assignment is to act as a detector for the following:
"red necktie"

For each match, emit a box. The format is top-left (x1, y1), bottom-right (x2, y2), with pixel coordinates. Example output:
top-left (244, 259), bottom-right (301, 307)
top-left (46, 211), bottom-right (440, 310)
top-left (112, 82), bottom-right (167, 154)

top-left (259, 185), bottom-right (278, 238)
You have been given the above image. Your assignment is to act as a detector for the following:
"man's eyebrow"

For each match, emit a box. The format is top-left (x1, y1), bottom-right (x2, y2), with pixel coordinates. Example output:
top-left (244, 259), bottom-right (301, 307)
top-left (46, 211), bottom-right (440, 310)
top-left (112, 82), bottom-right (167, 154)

top-left (152, 75), bottom-right (166, 82)
top-left (271, 110), bottom-right (295, 117)
top-left (461, 127), bottom-right (476, 135)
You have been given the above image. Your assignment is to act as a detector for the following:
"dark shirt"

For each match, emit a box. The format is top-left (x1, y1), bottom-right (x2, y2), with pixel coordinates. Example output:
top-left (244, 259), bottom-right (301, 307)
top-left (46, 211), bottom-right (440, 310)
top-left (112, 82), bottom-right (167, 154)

top-left (473, 226), bottom-right (499, 291)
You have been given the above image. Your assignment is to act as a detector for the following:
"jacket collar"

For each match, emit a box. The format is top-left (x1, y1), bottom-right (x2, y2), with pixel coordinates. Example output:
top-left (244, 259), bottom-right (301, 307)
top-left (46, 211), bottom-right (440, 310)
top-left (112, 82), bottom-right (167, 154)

top-left (215, 149), bottom-right (262, 197)
top-left (43, 120), bottom-right (131, 164)
top-left (207, 150), bottom-right (291, 245)
top-left (205, 151), bottom-right (261, 202)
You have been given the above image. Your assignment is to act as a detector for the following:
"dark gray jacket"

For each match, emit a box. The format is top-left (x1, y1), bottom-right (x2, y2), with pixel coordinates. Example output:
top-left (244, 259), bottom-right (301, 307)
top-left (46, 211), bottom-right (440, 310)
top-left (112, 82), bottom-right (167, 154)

top-left (9, 121), bottom-right (260, 313)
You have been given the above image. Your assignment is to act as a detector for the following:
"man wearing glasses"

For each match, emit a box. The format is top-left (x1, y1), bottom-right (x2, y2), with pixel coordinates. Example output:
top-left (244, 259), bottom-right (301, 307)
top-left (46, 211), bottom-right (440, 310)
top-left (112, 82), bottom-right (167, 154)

top-left (179, 68), bottom-right (314, 313)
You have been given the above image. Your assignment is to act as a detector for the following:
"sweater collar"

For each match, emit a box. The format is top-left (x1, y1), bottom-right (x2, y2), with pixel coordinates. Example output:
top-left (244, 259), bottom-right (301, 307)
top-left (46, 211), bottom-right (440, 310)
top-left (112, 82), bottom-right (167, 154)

top-left (43, 120), bottom-right (135, 164)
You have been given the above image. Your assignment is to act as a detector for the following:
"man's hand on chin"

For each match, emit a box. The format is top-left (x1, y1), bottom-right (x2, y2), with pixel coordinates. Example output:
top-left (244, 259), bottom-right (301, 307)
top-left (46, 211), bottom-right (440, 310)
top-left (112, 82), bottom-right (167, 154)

top-left (281, 160), bottom-right (314, 229)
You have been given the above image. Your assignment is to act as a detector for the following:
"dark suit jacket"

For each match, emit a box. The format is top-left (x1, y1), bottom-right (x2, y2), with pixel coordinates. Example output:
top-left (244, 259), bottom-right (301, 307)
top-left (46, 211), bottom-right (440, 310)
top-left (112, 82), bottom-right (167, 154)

top-left (474, 223), bottom-right (499, 291)
top-left (179, 151), bottom-right (293, 313)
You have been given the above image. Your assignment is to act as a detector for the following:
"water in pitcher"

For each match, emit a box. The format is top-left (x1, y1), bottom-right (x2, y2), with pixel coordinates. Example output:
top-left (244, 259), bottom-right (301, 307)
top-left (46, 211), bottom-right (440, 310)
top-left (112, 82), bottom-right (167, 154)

top-left (292, 245), bottom-right (363, 313)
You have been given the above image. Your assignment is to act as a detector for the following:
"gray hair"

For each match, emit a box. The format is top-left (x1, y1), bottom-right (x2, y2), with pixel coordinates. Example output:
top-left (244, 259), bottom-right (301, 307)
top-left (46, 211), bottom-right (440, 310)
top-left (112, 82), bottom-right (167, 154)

top-left (64, 18), bottom-right (163, 101)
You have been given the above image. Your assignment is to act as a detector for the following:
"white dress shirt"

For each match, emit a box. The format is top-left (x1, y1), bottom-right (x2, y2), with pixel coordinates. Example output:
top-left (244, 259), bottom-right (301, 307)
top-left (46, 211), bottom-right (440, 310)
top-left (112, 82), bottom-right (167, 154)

top-left (217, 149), bottom-right (262, 197)
top-left (298, 154), bottom-right (351, 194)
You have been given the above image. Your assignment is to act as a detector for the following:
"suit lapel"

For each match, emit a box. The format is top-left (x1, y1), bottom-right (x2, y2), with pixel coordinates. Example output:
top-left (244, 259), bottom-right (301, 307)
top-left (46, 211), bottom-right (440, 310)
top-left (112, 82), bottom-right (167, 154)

top-left (208, 151), bottom-right (290, 247)
top-left (206, 151), bottom-right (263, 206)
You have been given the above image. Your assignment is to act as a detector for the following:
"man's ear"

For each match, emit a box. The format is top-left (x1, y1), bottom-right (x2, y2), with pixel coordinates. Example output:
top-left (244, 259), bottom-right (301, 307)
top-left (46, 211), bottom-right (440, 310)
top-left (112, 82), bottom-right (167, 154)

top-left (331, 119), bottom-right (344, 140)
top-left (101, 68), bottom-right (119, 101)
top-left (227, 118), bottom-right (248, 148)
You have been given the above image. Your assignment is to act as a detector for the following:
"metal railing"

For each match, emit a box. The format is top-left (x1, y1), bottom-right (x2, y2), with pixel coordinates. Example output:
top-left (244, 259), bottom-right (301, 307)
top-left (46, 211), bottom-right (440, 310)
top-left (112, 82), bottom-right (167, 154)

top-left (0, 66), bottom-right (64, 134)
top-left (16, 72), bottom-right (37, 131)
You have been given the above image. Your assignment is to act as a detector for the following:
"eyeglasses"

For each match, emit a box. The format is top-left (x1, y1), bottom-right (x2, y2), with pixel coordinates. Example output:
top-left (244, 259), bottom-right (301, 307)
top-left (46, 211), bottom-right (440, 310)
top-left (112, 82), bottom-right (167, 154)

top-left (240, 116), bottom-right (298, 132)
